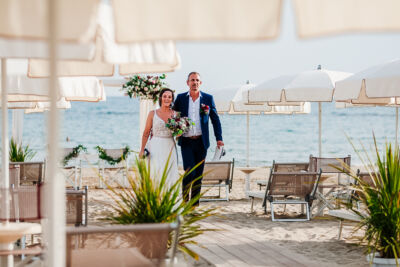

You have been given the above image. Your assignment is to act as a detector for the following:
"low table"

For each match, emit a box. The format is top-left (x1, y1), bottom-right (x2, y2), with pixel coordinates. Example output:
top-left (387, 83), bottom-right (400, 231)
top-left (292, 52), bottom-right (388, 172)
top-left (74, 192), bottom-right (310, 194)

top-left (238, 167), bottom-right (258, 197)
top-left (0, 222), bottom-right (42, 267)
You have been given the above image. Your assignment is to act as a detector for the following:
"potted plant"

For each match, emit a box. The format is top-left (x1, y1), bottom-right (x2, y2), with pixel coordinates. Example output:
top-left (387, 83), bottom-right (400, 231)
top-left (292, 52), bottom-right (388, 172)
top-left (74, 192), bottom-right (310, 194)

top-left (350, 137), bottom-right (400, 266)
top-left (102, 154), bottom-right (217, 260)
top-left (9, 138), bottom-right (36, 162)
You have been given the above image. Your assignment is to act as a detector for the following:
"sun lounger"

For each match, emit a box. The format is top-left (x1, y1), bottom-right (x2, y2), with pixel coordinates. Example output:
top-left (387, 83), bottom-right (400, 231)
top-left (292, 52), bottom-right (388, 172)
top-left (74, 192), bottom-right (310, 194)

top-left (66, 218), bottom-right (181, 267)
top-left (259, 170), bottom-right (321, 221)
top-left (256, 161), bottom-right (309, 189)
top-left (329, 169), bottom-right (374, 239)
top-left (9, 162), bottom-right (45, 186)
top-left (309, 155), bottom-right (351, 217)
top-left (248, 161), bottom-right (310, 212)
top-left (66, 186), bottom-right (88, 226)
top-left (200, 159), bottom-right (234, 201)
top-left (0, 185), bottom-right (43, 222)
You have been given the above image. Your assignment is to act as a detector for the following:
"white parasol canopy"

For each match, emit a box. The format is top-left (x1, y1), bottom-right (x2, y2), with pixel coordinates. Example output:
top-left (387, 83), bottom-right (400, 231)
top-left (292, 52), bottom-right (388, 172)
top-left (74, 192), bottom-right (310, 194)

top-left (334, 59), bottom-right (400, 144)
top-left (213, 83), bottom-right (311, 166)
top-left (246, 67), bottom-right (352, 156)
top-left (294, 0), bottom-right (400, 38)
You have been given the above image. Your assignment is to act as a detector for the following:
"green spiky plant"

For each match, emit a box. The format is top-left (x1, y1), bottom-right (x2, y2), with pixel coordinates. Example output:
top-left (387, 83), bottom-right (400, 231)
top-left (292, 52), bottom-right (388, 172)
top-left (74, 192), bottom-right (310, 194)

top-left (9, 138), bottom-right (36, 162)
top-left (346, 135), bottom-right (400, 264)
top-left (103, 153), bottom-right (217, 259)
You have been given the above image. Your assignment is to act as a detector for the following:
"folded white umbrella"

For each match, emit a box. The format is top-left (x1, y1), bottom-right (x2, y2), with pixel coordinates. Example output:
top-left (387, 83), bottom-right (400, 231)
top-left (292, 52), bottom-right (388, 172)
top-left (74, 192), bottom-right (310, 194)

top-left (334, 59), bottom-right (400, 144)
top-left (294, 0), bottom-right (400, 38)
top-left (247, 67), bottom-right (352, 156)
top-left (2, 59), bottom-right (105, 103)
top-left (27, 2), bottom-right (181, 77)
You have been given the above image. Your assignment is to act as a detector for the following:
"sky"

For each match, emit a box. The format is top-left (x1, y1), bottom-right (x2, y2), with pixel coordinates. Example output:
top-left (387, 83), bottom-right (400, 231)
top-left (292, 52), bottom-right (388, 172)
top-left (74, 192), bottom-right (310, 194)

top-left (106, 0), bottom-right (400, 96)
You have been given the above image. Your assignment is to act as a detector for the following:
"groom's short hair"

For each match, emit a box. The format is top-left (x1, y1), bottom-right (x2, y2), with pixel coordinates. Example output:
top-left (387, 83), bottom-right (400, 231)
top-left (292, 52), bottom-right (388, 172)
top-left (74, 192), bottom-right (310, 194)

top-left (187, 72), bottom-right (201, 81)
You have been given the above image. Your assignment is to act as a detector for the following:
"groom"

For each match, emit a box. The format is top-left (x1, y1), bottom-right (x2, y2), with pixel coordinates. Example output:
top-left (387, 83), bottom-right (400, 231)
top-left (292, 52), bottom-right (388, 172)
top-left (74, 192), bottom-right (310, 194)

top-left (174, 72), bottom-right (224, 206)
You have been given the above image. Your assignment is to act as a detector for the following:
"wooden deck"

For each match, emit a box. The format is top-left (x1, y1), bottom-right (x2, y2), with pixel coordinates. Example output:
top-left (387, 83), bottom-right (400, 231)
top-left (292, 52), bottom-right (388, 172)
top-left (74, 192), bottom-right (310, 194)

top-left (187, 221), bottom-right (320, 267)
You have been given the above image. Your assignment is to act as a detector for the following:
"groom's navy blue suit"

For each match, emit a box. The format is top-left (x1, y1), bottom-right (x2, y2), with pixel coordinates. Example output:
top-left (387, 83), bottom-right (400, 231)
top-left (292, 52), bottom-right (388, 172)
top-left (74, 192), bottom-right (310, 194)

top-left (174, 91), bottom-right (223, 205)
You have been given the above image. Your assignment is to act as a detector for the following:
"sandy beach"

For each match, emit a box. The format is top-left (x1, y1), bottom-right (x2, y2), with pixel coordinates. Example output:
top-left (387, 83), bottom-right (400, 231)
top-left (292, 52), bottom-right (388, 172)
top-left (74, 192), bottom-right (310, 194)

top-left (72, 165), bottom-right (368, 267)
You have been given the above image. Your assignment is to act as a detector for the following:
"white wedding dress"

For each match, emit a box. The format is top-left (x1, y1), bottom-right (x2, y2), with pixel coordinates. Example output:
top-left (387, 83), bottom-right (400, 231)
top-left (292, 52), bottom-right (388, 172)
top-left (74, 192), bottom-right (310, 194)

top-left (147, 111), bottom-right (179, 188)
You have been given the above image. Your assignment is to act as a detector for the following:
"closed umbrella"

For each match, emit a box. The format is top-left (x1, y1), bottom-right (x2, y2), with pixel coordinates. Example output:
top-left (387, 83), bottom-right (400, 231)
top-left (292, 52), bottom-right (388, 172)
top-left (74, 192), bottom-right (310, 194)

top-left (334, 59), bottom-right (400, 145)
top-left (247, 66), bottom-right (352, 156)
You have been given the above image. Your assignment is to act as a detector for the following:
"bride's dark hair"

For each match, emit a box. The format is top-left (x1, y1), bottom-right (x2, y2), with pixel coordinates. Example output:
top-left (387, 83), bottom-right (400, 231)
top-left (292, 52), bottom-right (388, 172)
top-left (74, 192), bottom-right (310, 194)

top-left (158, 88), bottom-right (175, 107)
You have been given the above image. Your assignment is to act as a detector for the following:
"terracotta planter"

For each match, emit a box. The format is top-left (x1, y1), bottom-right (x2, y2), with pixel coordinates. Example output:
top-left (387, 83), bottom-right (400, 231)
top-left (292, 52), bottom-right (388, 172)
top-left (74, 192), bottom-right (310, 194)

top-left (367, 253), bottom-right (399, 267)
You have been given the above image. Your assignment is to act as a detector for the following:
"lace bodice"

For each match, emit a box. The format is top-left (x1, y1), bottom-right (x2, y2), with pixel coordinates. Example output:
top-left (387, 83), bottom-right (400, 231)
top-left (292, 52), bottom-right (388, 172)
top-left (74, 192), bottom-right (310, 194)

top-left (152, 111), bottom-right (173, 138)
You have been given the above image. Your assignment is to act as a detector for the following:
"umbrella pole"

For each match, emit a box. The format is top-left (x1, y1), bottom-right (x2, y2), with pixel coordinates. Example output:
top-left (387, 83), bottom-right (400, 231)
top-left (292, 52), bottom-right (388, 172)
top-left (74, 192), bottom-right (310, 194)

top-left (319, 102), bottom-right (322, 157)
top-left (1, 59), bottom-right (9, 190)
top-left (396, 107), bottom-right (399, 148)
top-left (1, 58), bottom-right (12, 267)
top-left (246, 112), bottom-right (250, 167)
top-left (45, 0), bottom-right (66, 266)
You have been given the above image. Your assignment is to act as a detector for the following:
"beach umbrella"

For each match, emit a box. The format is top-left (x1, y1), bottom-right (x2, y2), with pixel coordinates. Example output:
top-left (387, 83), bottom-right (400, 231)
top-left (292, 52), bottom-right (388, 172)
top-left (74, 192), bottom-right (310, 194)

top-left (334, 59), bottom-right (400, 145)
top-left (246, 66), bottom-right (352, 156)
top-left (293, 0), bottom-right (400, 39)
top-left (213, 83), bottom-right (311, 166)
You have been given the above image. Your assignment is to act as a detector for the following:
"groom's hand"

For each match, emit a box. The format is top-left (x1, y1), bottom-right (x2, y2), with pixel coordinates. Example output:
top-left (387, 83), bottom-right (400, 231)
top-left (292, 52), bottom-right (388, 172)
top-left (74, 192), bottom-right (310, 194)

top-left (217, 140), bottom-right (224, 148)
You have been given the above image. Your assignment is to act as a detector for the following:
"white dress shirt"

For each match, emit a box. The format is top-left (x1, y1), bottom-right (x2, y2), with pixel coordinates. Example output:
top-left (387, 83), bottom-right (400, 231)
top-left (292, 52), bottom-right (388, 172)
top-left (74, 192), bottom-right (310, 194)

top-left (184, 92), bottom-right (202, 137)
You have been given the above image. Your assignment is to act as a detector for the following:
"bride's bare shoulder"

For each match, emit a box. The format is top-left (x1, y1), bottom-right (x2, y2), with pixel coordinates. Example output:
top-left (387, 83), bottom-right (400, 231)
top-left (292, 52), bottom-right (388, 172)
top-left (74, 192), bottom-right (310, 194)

top-left (148, 110), bottom-right (156, 118)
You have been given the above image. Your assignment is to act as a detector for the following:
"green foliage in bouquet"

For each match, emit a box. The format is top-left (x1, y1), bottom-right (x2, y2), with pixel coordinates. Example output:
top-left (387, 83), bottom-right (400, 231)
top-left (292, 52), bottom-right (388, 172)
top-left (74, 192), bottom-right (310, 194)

top-left (9, 138), bottom-right (36, 162)
top-left (103, 153), bottom-right (217, 259)
top-left (165, 113), bottom-right (195, 137)
top-left (122, 74), bottom-right (169, 104)
top-left (348, 135), bottom-right (400, 262)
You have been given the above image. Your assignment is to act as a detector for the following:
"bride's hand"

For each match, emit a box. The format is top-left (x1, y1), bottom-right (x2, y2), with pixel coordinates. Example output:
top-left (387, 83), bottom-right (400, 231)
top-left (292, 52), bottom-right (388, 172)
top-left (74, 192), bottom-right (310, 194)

top-left (139, 151), bottom-right (144, 158)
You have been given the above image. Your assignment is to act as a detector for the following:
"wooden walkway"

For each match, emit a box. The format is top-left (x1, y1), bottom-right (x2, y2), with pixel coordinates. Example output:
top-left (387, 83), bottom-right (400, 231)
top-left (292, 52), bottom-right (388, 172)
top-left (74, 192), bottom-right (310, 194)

top-left (187, 221), bottom-right (320, 267)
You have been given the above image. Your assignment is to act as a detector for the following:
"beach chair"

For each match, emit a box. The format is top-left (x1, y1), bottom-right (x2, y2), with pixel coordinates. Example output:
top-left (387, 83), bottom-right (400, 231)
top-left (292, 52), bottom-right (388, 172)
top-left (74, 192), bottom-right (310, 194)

top-left (0, 185), bottom-right (44, 261)
top-left (328, 169), bottom-right (375, 239)
top-left (65, 218), bottom-right (181, 267)
top-left (266, 170), bottom-right (321, 221)
top-left (248, 161), bottom-right (309, 212)
top-left (66, 186), bottom-right (88, 226)
top-left (0, 185), bottom-right (43, 222)
top-left (9, 164), bottom-right (21, 186)
top-left (9, 162), bottom-right (45, 186)
top-left (62, 148), bottom-right (83, 190)
top-left (200, 159), bottom-right (234, 201)
top-left (329, 169), bottom-right (375, 239)
top-left (98, 148), bottom-right (129, 188)
top-left (256, 161), bottom-right (309, 190)
top-left (308, 155), bottom-right (351, 217)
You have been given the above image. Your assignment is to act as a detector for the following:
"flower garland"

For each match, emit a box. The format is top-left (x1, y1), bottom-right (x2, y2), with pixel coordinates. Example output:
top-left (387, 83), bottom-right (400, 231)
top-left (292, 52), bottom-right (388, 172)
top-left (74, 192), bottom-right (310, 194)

top-left (95, 145), bottom-right (130, 165)
top-left (62, 145), bottom-right (87, 166)
top-left (122, 74), bottom-right (168, 104)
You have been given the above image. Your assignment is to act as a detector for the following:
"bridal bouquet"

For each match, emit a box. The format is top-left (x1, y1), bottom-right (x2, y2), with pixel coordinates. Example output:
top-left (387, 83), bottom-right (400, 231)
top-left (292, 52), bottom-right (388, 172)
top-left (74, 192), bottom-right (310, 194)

top-left (122, 74), bottom-right (168, 104)
top-left (166, 114), bottom-right (194, 137)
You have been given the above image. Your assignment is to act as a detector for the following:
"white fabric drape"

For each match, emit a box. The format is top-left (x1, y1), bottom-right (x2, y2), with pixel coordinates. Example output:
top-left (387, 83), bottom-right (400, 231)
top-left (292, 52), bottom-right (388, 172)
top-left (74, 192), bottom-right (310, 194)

top-left (11, 109), bottom-right (24, 144)
top-left (139, 99), bottom-right (157, 147)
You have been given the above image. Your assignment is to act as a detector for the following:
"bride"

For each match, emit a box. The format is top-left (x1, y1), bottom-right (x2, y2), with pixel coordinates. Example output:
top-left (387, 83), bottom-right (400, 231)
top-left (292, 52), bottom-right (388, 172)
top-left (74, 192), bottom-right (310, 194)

top-left (139, 88), bottom-right (179, 188)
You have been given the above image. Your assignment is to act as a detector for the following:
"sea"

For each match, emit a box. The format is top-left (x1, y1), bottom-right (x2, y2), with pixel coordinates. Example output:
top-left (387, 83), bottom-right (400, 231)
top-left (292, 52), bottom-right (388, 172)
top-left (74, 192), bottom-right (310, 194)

top-left (4, 97), bottom-right (398, 167)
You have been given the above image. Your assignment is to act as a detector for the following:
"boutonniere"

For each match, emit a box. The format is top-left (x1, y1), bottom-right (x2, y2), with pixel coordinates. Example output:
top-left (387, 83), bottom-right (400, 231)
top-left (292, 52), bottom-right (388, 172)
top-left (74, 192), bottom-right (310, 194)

top-left (200, 104), bottom-right (210, 115)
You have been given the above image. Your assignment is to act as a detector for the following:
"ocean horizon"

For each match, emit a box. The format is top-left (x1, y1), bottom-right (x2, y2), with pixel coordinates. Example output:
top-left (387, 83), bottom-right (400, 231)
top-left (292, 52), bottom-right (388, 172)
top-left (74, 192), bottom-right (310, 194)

top-left (4, 96), bottom-right (398, 167)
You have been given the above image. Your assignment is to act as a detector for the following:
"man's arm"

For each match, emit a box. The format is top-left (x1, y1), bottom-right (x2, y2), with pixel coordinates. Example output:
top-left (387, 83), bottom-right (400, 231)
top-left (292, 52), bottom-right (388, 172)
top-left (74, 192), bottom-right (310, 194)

top-left (209, 96), bottom-right (223, 145)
